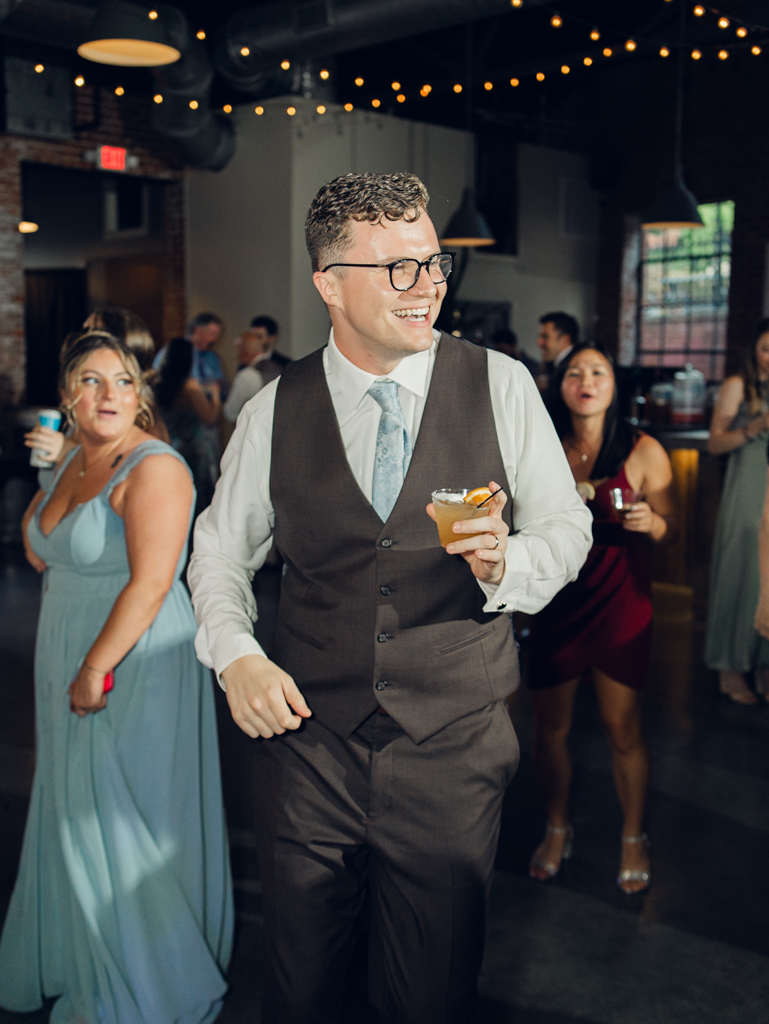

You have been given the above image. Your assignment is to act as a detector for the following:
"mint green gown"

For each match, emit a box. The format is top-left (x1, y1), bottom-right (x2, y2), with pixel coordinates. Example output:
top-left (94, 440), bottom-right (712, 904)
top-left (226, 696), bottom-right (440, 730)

top-left (705, 402), bottom-right (769, 672)
top-left (0, 441), bottom-right (233, 1024)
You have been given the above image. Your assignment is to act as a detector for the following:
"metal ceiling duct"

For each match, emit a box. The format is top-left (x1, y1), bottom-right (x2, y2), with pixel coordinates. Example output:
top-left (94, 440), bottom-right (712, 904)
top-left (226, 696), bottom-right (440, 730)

top-left (215, 0), bottom-right (553, 93)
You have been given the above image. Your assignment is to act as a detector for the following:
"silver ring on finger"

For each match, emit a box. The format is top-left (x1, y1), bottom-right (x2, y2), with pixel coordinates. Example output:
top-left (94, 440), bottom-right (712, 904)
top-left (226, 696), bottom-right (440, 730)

top-left (493, 535), bottom-right (500, 549)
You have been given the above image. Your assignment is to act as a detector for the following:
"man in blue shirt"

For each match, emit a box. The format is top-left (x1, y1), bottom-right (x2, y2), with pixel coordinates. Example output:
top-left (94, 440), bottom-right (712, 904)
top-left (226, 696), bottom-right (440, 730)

top-left (154, 312), bottom-right (226, 393)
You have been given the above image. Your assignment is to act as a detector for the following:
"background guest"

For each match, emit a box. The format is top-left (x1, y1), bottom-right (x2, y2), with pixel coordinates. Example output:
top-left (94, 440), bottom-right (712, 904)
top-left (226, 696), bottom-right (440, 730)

top-left (489, 327), bottom-right (539, 376)
top-left (248, 315), bottom-right (290, 385)
top-left (537, 311), bottom-right (579, 397)
top-left (155, 336), bottom-right (222, 515)
top-left (224, 328), bottom-right (272, 423)
top-left (527, 344), bottom-right (678, 894)
top-left (705, 319), bottom-right (769, 703)
top-left (1, 331), bottom-right (233, 1023)
top-left (154, 312), bottom-right (226, 392)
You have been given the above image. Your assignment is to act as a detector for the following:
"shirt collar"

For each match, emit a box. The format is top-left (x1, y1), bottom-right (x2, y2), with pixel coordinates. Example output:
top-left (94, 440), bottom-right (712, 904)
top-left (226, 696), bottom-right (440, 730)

top-left (326, 328), bottom-right (438, 409)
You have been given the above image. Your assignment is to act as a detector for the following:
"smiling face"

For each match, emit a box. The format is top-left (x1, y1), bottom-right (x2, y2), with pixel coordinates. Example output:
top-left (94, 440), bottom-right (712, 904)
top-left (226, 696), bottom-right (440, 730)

top-left (756, 332), bottom-right (769, 379)
top-left (67, 346), bottom-right (140, 443)
top-left (312, 212), bottom-right (447, 375)
top-left (560, 348), bottom-right (615, 420)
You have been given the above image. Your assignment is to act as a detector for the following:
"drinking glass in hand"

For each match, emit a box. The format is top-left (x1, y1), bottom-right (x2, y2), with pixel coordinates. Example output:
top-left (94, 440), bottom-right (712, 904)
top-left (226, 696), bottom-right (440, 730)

top-left (431, 488), bottom-right (488, 548)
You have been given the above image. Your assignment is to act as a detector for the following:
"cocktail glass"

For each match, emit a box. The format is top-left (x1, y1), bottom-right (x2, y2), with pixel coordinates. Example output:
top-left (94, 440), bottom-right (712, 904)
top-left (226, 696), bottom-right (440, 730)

top-left (611, 487), bottom-right (642, 521)
top-left (431, 488), bottom-right (488, 548)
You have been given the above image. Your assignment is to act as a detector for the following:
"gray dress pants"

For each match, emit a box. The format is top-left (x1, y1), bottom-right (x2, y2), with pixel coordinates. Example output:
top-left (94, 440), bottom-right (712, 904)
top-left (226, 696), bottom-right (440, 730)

top-left (252, 699), bottom-right (519, 1024)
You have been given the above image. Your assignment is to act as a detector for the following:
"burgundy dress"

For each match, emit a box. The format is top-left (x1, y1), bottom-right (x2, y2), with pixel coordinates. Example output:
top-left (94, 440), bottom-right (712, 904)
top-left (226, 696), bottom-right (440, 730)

top-left (527, 461), bottom-right (653, 690)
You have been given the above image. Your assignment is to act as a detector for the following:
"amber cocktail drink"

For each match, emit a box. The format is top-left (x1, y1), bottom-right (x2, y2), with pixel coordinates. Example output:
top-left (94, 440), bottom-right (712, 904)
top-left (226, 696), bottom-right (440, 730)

top-left (432, 488), bottom-right (489, 548)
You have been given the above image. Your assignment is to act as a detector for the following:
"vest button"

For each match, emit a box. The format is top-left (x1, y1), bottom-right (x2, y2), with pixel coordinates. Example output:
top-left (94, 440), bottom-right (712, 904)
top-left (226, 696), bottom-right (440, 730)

top-left (380, 585), bottom-right (392, 596)
top-left (380, 538), bottom-right (392, 548)
top-left (377, 632), bottom-right (389, 643)
top-left (375, 680), bottom-right (388, 691)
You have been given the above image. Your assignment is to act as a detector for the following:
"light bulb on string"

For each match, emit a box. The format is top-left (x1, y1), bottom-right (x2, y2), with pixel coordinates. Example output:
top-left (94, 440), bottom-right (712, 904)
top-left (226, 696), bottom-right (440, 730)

top-left (240, 47), bottom-right (249, 56)
top-left (286, 106), bottom-right (296, 115)
top-left (255, 105), bottom-right (264, 114)
top-left (355, 77), bottom-right (364, 86)
top-left (453, 83), bottom-right (462, 93)
top-left (320, 69), bottom-right (330, 79)
top-left (223, 104), bottom-right (232, 113)
top-left (196, 30), bottom-right (205, 40)
top-left (737, 27), bottom-right (747, 38)
top-left (148, 10), bottom-right (158, 19)
top-left (484, 81), bottom-right (493, 90)
top-left (510, 77), bottom-right (520, 86)
top-left (153, 93), bottom-right (163, 103)
top-left (396, 94), bottom-right (405, 103)
top-left (344, 102), bottom-right (353, 111)
top-left (561, 65), bottom-right (570, 74)
top-left (391, 81), bottom-right (400, 90)
top-left (536, 72), bottom-right (545, 81)
top-left (718, 50), bottom-right (729, 59)
top-left (590, 29), bottom-right (600, 40)
top-left (511, 0), bottom-right (522, 7)
top-left (75, 75), bottom-right (85, 86)
top-left (372, 98), bottom-right (380, 107)
top-left (752, 45), bottom-right (762, 55)
top-left (316, 104), bottom-right (326, 114)
top-left (603, 47), bottom-right (612, 57)
top-left (718, 17), bottom-right (729, 29)
top-left (281, 60), bottom-right (290, 70)
top-left (583, 56), bottom-right (593, 66)
top-left (625, 40), bottom-right (637, 51)
top-left (694, 5), bottom-right (705, 16)
top-left (189, 99), bottom-right (198, 109)
top-left (691, 49), bottom-right (702, 60)
top-left (550, 15), bottom-right (562, 28)
top-left (660, 46), bottom-right (670, 57)
top-left (34, 64), bottom-right (44, 73)
top-left (115, 85), bottom-right (124, 95)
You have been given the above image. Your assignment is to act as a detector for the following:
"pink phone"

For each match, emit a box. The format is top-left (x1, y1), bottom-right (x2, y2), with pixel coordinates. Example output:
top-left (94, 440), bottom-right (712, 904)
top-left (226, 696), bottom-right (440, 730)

top-left (103, 670), bottom-right (114, 693)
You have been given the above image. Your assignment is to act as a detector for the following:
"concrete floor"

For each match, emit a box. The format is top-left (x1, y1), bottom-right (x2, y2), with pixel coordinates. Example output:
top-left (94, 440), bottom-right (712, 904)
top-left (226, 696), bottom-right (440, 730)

top-left (1, 553), bottom-right (768, 1024)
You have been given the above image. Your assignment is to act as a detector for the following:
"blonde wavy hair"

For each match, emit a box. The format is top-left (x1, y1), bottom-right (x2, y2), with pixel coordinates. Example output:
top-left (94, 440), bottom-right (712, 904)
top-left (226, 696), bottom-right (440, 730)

top-left (59, 330), bottom-right (154, 430)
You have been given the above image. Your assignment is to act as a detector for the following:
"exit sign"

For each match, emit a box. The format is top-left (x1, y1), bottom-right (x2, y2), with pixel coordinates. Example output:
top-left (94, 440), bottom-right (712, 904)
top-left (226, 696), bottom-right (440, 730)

top-left (99, 145), bottom-right (127, 171)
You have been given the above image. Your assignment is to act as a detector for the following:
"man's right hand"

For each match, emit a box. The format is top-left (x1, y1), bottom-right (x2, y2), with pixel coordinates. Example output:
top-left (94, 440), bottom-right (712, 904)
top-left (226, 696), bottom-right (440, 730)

top-left (221, 654), bottom-right (312, 738)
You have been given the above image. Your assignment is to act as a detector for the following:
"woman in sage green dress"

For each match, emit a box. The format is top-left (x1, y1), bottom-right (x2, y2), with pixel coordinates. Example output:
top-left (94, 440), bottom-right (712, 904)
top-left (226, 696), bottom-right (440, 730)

top-left (0, 332), bottom-right (233, 1024)
top-left (705, 319), bottom-right (769, 704)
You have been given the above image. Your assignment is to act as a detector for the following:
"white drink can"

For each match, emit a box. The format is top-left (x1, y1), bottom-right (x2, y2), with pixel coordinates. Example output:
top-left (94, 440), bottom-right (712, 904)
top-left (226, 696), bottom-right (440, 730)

top-left (30, 409), bottom-right (63, 468)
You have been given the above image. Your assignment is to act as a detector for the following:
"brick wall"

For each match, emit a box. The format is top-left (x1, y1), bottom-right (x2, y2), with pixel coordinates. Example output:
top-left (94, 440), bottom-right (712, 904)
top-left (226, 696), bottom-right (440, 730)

top-left (594, 54), bottom-right (769, 374)
top-left (0, 83), bottom-right (185, 404)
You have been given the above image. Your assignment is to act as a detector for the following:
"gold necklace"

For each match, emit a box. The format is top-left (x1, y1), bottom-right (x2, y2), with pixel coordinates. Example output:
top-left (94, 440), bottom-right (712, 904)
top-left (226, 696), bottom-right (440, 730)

top-left (78, 448), bottom-right (125, 478)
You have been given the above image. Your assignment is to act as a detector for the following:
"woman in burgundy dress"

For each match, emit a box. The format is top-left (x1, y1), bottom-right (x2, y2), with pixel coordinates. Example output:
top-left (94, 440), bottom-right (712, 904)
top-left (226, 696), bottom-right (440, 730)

top-left (527, 345), bottom-right (678, 894)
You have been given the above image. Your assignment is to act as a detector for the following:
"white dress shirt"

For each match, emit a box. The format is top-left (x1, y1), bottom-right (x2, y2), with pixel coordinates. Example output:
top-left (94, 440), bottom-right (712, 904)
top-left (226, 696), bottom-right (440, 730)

top-left (188, 330), bottom-right (593, 679)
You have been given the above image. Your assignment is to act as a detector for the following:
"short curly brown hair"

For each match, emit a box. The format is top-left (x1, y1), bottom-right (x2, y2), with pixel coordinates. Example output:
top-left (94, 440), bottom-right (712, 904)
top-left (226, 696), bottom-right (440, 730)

top-left (305, 171), bottom-right (430, 272)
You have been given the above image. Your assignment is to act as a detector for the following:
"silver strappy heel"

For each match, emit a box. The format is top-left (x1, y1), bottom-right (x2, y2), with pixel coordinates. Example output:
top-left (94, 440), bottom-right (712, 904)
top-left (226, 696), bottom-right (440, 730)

top-left (529, 823), bottom-right (574, 881)
top-left (617, 833), bottom-right (651, 894)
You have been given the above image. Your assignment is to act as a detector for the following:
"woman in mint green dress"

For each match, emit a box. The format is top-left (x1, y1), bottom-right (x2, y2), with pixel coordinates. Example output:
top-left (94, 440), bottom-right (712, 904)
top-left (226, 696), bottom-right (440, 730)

top-left (705, 321), bottom-right (769, 704)
top-left (0, 332), bottom-right (233, 1024)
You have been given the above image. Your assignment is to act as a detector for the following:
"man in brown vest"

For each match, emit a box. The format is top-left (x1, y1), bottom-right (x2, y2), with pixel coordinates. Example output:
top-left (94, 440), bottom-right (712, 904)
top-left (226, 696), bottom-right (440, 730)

top-left (189, 172), bottom-right (592, 1023)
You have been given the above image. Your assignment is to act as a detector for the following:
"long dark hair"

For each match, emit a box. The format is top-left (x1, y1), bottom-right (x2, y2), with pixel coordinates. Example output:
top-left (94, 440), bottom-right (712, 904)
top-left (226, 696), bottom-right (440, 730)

top-left (154, 336), bottom-right (193, 410)
top-left (550, 343), bottom-right (637, 479)
top-left (743, 318), bottom-right (769, 415)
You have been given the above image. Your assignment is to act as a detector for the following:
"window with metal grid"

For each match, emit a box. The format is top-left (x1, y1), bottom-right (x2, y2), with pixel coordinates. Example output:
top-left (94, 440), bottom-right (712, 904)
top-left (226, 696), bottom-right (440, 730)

top-left (637, 201), bottom-right (733, 380)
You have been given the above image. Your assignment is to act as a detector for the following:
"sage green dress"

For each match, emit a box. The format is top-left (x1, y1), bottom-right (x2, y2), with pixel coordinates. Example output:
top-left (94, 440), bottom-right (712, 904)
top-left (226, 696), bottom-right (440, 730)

top-left (705, 400), bottom-right (769, 671)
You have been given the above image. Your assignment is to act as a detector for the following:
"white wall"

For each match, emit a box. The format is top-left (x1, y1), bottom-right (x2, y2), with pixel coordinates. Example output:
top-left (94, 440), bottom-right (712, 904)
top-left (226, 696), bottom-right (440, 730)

top-left (185, 104), bottom-right (598, 377)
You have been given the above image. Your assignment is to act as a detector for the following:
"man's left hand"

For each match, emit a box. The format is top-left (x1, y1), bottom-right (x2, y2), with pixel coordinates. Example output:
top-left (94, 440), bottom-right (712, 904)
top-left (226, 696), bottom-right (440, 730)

top-left (426, 481), bottom-right (509, 586)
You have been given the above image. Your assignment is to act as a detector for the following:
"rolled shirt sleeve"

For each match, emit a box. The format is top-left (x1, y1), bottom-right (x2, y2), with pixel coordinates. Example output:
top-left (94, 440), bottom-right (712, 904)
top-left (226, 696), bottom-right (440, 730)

top-left (479, 352), bottom-right (593, 614)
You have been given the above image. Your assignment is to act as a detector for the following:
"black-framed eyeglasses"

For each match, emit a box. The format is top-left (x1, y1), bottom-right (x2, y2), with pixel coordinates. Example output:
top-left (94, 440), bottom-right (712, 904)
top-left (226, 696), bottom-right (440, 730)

top-left (321, 252), bottom-right (455, 292)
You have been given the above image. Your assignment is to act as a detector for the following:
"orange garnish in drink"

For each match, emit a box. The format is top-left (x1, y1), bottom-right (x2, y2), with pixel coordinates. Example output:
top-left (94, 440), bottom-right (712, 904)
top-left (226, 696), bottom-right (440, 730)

top-left (464, 487), bottom-right (492, 506)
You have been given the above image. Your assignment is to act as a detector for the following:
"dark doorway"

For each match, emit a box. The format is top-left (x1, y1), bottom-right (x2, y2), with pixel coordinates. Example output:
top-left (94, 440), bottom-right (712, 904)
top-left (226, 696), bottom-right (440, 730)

top-left (25, 269), bottom-right (87, 406)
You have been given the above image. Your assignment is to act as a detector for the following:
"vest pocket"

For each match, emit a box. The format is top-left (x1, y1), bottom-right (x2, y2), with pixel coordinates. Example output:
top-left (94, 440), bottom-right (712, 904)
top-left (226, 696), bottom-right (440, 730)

top-left (438, 621), bottom-right (497, 655)
top-left (283, 622), bottom-right (326, 650)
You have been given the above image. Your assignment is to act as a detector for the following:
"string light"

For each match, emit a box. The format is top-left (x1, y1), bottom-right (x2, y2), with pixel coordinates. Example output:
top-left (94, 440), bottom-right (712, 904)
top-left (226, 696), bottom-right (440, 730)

top-left (316, 104), bottom-right (326, 113)
top-left (484, 81), bottom-right (493, 90)
top-left (196, 30), bottom-right (205, 40)
top-left (561, 65), bottom-right (570, 74)
top-left (453, 83), bottom-right (462, 93)
top-left (223, 104), bottom-right (232, 113)
top-left (240, 46), bottom-right (250, 56)
top-left (115, 86), bottom-right (124, 95)
top-left (694, 5), bottom-right (705, 16)
top-left (355, 77), bottom-right (364, 86)
top-left (153, 93), bottom-right (163, 103)
top-left (372, 98), bottom-right (381, 107)
top-left (590, 28), bottom-right (600, 40)
top-left (660, 46), bottom-right (670, 57)
top-left (536, 72), bottom-right (545, 81)
top-left (625, 39), bottom-right (637, 51)
top-left (74, 75), bottom-right (85, 86)
top-left (396, 94), bottom-right (405, 103)
top-left (718, 50), bottom-right (729, 59)
top-left (737, 27), bottom-right (747, 38)
top-left (691, 49), bottom-right (702, 59)
top-left (189, 100), bottom-right (198, 109)
top-left (603, 47), bottom-right (612, 57)
top-left (148, 10), bottom-right (158, 19)
top-left (287, 106), bottom-right (296, 115)
top-left (320, 69), bottom-right (330, 79)
top-left (255, 105), bottom-right (264, 114)
top-left (752, 45), bottom-right (762, 54)
top-left (583, 56), bottom-right (593, 66)
top-left (511, 0), bottom-right (522, 6)
top-left (281, 60), bottom-right (290, 70)
top-left (344, 102), bottom-right (353, 111)
top-left (718, 17), bottom-right (729, 29)
top-left (550, 14), bottom-right (562, 28)
top-left (422, 84), bottom-right (432, 94)
top-left (34, 64), bottom-right (44, 73)
top-left (391, 81), bottom-right (401, 90)
top-left (510, 77), bottom-right (520, 86)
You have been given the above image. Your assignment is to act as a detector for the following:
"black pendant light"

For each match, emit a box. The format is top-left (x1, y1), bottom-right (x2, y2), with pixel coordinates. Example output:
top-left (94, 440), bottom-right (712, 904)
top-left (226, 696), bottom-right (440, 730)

top-left (642, 0), bottom-right (703, 230)
top-left (441, 187), bottom-right (496, 247)
top-left (439, 26), bottom-right (496, 248)
top-left (78, 1), bottom-right (181, 67)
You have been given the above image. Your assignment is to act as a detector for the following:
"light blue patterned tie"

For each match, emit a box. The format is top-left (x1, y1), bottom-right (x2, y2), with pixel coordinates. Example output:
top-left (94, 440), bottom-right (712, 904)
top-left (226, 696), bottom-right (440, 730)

top-left (368, 380), bottom-right (413, 521)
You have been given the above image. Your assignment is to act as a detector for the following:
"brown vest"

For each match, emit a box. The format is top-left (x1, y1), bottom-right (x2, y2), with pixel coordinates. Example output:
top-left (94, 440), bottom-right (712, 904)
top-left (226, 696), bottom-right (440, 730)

top-left (269, 334), bottom-right (520, 742)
